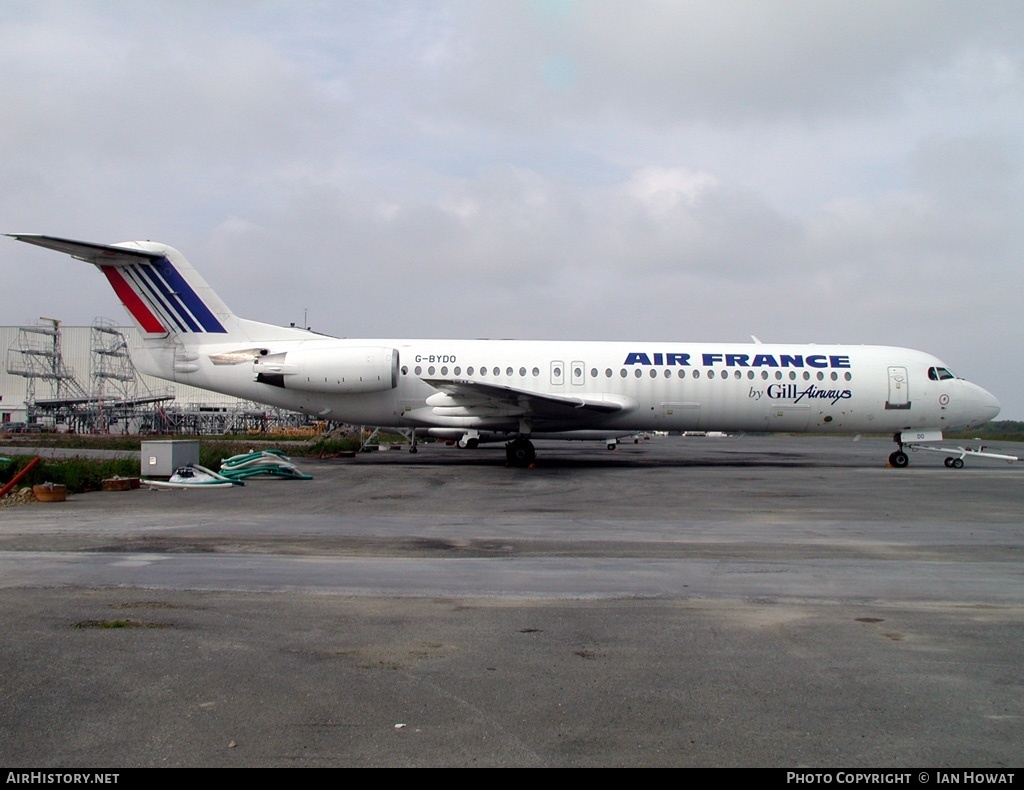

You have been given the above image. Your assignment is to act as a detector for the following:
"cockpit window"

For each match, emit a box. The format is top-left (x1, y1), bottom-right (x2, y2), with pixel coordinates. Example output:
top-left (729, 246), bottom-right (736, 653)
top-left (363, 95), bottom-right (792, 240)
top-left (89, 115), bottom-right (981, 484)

top-left (928, 366), bottom-right (956, 381)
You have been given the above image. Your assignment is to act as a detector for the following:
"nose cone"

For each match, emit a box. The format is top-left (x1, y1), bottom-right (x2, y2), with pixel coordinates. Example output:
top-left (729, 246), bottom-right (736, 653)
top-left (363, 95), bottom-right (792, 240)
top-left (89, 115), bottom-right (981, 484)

top-left (967, 383), bottom-right (1001, 426)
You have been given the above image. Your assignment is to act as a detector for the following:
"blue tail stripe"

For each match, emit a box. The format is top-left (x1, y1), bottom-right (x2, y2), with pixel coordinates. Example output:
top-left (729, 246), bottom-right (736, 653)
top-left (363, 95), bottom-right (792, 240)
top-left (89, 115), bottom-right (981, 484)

top-left (125, 264), bottom-right (189, 333)
top-left (137, 262), bottom-right (202, 332)
top-left (154, 258), bottom-right (226, 333)
top-left (129, 264), bottom-right (192, 333)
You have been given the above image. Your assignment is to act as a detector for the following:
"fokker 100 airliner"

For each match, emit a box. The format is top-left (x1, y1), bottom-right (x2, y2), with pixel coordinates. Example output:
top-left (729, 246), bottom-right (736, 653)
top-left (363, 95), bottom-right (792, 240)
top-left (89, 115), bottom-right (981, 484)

top-left (9, 234), bottom-right (1003, 467)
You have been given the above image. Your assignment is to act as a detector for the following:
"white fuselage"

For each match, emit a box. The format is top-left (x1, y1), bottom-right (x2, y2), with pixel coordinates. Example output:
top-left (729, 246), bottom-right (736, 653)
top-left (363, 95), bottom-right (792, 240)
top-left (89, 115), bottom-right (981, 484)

top-left (139, 335), bottom-right (1000, 437)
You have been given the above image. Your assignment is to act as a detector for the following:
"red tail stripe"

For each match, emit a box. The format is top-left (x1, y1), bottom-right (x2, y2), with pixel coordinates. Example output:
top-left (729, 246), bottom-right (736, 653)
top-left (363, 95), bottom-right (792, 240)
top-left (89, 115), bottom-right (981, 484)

top-left (101, 265), bottom-right (166, 334)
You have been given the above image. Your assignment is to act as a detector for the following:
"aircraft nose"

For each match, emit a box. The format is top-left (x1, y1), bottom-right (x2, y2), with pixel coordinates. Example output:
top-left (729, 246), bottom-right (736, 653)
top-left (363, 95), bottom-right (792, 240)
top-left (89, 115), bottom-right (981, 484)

top-left (970, 383), bottom-right (1001, 424)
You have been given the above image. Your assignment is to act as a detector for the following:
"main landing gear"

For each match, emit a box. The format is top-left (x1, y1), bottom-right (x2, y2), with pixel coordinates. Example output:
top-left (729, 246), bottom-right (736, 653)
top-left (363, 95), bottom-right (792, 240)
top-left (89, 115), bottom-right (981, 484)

top-left (458, 430), bottom-right (481, 449)
top-left (505, 437), bottom-right (536, 468)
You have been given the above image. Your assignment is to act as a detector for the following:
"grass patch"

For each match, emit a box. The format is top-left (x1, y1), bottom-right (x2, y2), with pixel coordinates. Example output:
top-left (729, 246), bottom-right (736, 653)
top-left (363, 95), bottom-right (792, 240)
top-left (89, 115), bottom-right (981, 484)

top-left (308, 435), bottom-right (362, 456)
top-left (2, 431), bottom-right (418, 465)
top-left (0, 456), bottom-right (140, 494)
top-left (2, 433), bottom-right (313, 451)
top-left (73, 619), bottom-right (171, 629)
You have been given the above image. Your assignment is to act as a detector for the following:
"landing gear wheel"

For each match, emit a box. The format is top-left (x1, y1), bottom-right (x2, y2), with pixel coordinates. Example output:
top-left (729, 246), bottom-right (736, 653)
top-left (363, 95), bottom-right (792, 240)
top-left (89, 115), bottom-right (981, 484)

top-left (465, 438), bottom-right (479, 449)
top-left (889, 450), bottom-right (909, 468)
top-left (607, 443), bottom-right (616, 451)
top-left (944, 457), bottom-right (954, 467)
top-left (505, 438), bottom-right (536, 468)
top-left (951, 458), bottom-right (964, 469)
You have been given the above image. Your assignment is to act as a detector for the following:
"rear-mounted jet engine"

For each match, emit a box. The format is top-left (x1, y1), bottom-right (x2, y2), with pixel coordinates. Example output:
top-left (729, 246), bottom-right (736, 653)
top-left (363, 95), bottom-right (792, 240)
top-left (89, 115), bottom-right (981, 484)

top-left (254, 346), bottom-right (399, 394)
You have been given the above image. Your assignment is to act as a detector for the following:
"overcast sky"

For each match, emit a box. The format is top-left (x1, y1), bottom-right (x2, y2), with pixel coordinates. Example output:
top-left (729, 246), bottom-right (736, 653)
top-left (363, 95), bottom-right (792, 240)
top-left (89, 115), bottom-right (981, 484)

top-left (4, 1), bottom-right (1023, 418)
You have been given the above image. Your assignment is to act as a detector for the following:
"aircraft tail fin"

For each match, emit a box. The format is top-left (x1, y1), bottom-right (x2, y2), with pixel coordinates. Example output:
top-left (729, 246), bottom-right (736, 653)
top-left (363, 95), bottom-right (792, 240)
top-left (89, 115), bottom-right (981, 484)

top-left (8, 234), bottom-right (306, 344)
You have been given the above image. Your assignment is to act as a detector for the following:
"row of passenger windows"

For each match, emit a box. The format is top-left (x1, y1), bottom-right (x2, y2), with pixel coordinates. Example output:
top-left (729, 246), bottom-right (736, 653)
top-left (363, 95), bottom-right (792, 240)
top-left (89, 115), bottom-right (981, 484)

top-left (402, 365), bottom-right (853, 382)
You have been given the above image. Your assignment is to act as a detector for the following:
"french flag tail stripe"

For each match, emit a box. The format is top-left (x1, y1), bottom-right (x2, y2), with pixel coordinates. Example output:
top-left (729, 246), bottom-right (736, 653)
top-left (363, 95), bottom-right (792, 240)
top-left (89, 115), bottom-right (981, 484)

top-left (153, 258), bottom-right (226, 333)
top-left (122, 265), bottom-right (190, 333)
top-left (101, 266), bottom-right (166, 334)
top-left (133, 263), bottom-right (201, 332)
top-left (101, 258), bottom-right (228, 335)
top-left (129, 266), bottom-right (191, 334)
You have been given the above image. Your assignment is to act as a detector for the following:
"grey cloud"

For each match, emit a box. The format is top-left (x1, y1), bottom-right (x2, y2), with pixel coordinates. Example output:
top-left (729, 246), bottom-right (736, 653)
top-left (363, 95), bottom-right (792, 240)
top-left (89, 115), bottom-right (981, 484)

top-left (3, 1), bottom-right (1022, 416)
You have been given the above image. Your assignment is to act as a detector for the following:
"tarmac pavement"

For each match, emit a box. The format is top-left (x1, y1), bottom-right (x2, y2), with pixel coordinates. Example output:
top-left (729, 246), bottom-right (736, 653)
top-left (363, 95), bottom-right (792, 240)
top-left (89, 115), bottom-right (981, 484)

top-left (1, 435), bottom-right (1022, 767)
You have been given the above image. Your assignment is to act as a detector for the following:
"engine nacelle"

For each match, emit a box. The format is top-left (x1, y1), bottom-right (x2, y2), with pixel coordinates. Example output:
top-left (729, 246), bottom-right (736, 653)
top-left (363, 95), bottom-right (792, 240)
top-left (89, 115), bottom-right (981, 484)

top-left (255, 346), bottom-right (399, 394)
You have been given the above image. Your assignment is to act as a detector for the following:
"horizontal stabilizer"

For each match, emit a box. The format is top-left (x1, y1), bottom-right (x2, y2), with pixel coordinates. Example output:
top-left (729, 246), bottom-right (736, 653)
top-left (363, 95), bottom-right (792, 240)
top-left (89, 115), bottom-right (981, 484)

top-left (7, 234), bottom-right (165, 266)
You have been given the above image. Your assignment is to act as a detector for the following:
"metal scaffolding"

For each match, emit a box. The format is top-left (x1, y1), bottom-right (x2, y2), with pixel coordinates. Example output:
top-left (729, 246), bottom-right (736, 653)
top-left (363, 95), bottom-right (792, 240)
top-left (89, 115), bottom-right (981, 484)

top-left (149, 400), bottom-right (322, 436)
top-left (5, 318), bottom-right (174, 432)
top-left (5, 318), bottom-right (88, 404)
top-left (4, 318), bottom-right (321, 435)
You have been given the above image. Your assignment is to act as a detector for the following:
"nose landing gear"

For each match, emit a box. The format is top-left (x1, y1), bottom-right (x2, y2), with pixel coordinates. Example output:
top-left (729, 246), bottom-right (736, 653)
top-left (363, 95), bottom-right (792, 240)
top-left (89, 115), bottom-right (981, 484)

top-left (889, 430), bottom-right (1021, 469)
top-left (888, 449), bottom-right (909, 468)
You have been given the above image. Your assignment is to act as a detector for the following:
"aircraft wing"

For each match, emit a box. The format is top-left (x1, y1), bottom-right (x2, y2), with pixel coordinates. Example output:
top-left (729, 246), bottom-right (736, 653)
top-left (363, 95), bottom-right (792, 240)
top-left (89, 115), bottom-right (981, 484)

top-left (422, 378), bottom-right (636, 421)
top-left (7, 234), bottom-right (164, 265)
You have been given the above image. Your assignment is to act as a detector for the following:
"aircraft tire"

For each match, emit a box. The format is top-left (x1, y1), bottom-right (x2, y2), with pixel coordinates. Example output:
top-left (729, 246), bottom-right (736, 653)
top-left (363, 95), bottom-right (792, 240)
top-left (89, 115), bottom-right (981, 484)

top-left (951, 458), bottom-right (964, 469)
top-left (506, 438), bottom-right (536, 467)
top-left (944, 457), bottom-right (954, 467)
top-left (889, 451), bottom-right (909, 468)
